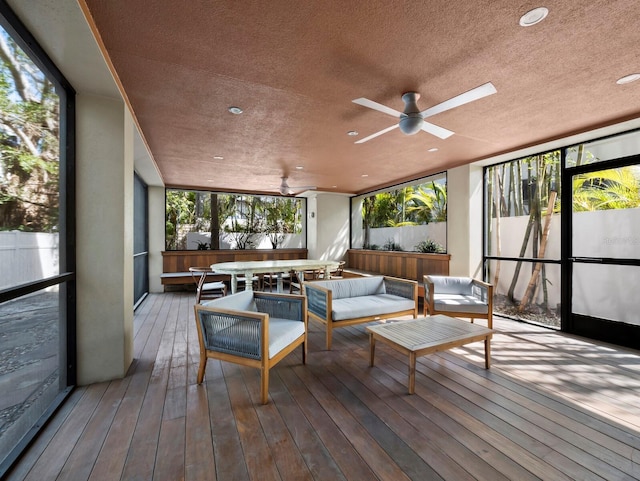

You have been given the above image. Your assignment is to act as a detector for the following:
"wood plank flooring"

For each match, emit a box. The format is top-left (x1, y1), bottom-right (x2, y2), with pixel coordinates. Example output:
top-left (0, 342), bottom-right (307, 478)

top-left (6, 292), bottom-right (640, 480)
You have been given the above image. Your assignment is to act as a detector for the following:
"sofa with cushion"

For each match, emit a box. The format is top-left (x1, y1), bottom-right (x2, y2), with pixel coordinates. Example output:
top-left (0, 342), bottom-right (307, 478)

top-left (303, 275), bottom-right (418, 350)
top-left (194, 290), bottom-right (307, 404)
top-left (423, 275), bottom-right (493, 328)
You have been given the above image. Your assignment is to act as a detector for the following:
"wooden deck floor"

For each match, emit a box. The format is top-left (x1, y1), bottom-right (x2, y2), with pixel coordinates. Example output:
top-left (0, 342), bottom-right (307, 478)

top-left (6, 292), bottom-right (640, 481)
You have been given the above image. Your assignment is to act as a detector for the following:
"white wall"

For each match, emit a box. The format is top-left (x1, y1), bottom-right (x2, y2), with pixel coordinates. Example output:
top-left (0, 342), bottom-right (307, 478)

top-left (185, 232), bottom-right (304, 250)
top-left (0, 232), bottom-right (59, 290)
top-left (367, 223), bottom-right (446, 251)
top-left (489, 207), bottom-right (640, 315)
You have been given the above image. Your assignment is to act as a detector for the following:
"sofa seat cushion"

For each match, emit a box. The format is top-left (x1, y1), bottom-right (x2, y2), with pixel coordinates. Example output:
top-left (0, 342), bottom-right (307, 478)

top-left (332, 294), bottom-right (415, 321)
top-left (208, 317), bottom-right (303, 360)
top-left (433, 294), bottom-right (488, 314)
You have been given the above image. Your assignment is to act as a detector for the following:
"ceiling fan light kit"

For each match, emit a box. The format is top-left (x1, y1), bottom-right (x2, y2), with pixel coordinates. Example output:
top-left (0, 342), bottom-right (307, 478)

top-left (399, 92), bottom-right (423, 135)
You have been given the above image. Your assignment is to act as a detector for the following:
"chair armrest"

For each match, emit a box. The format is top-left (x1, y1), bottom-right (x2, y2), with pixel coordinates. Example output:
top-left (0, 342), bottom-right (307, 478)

top-left (254, 292), bottom-right (306, 322)
top-left (303, 283), bottom-right (332, 321)
top-left (471, 279), bottom-right (493, 305)
top-left (383, 276), bottom-right (418, 300)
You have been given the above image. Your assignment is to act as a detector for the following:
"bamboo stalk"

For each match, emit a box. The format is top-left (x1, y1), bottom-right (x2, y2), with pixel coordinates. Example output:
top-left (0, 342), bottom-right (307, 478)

top-left (519, 190), bottom-right (557, 311)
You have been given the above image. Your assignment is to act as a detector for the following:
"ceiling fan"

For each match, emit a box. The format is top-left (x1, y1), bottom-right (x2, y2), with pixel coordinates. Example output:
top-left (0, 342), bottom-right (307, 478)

top-left (277, 176), bottom-right (316, 196)
top-left (352, 82), bottom-right (497, 144)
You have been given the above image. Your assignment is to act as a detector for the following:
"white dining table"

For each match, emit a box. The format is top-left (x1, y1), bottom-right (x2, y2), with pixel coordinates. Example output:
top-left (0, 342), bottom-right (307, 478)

top-left (211, 259), bottom-right (341, 294)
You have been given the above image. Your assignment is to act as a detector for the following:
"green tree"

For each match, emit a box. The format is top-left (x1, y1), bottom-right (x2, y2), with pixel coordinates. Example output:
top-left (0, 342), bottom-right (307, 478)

top-left (165, 190), bottom-right (196, 249)
top-left (406, 181), bottom-right (447, 223)
top-left (572, 167), bottom-right (640, 211)
top-left (0, 28), bottom-right (59, 232)
top-left (260, 197), bottom-right (301, 248)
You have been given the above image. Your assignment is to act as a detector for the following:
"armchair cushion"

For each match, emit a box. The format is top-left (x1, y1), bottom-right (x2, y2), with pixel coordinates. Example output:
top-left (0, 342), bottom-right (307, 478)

top-left (429, 276), bottom-right (474, 295)
top-left (432, 294), bottom-right (489, 314)
top-left (203, 289), bottom-right (257, 311)
top-left (268, 318), bottom-right (306, 359)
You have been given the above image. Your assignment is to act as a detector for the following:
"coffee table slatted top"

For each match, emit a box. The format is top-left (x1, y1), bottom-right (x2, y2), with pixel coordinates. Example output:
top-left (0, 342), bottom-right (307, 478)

top-left (366, 315), bottom-right (493, 351)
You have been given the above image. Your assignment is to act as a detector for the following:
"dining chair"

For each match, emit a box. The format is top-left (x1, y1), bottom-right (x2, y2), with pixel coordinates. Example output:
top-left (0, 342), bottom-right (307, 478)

top-left (189, 267), bottom-right (227, 303)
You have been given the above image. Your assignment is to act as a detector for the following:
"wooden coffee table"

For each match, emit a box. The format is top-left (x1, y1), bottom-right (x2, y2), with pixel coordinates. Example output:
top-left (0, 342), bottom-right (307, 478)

top-left (366, 315), bottom-right (494, 394)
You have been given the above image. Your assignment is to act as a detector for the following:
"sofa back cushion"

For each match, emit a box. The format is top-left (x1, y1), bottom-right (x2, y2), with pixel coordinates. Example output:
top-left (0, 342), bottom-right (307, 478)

top-left (312, 276), bottom-right (386, 299)
top-left (202, 290), bottom-right (257, 311)
top-left (429, 276), bottom-right (473, 295)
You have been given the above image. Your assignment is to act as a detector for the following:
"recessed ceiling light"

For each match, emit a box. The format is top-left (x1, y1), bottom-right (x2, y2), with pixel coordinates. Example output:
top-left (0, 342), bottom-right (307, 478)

top-left (332, 185), bottom-right (337, 188)
top-left (347, 130), bottom-right (359, 136)
top-left (616, 73), bottom-right (640, 85)
top-left (228, 106), bottom-right (243, 114)
top-left (295, 166), bottom-right (304, 170)
top-left (361, 174), bottom-right (369, 178)
top-left (519, 7), bottom-right (548, 27)
top-left (428, 148), bottom-right (438, 152)
top-left (213, 155), bottom-right (224, 160)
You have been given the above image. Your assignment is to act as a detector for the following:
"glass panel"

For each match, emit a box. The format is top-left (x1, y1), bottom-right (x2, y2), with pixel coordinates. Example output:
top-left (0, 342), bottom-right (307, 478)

top-left (134, 174), bottom-right (148, 305)
top-left (565, 130), bottom-right (640, 168)
top-left (0, 287), bottom-right (63, 464)
top-left (0, 25), bottom-right (61, 289)
top-left (485, 152), bottom-right (561, 259)
top-left (572, 167), bottom-right (640, 259)
top-left (165, 190), bottom-right (305, 250)
top-left (572, 263), bottom-right (640, 326)
top-left (486, 259), bottom-right (561, 328)
top-left (350, 172), bottom-right (447, 252)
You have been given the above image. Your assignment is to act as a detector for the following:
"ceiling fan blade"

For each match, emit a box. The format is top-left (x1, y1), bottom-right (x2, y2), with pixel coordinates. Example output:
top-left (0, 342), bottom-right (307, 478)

top-left (421, 121), bottom-right (454, 139)
top-left (355, 124), bottom-right (399, 144)
top-left (352, 98), bottom-right (403, 118)
top-left (420, 82), bottom-right (497, 119)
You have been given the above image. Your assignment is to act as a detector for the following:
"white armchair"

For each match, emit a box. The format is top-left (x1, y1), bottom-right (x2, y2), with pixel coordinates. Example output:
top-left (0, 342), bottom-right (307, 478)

top-left (423, 275), bottom-right (493, 328)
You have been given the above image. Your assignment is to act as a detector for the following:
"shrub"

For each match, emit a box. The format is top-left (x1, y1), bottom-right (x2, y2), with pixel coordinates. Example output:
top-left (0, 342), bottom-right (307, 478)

top-left (415, 239), bottom-right (445, 253)
top-left (383, 239), bottom-right (403, 251)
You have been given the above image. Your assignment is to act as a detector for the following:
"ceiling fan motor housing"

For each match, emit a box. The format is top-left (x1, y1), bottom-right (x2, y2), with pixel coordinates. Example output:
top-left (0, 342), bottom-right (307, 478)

top-left (399, 92), bottom-right (423, 135)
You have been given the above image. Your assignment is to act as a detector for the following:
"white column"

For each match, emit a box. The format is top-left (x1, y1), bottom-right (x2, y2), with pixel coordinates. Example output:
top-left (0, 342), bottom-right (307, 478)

top-left (75, 94), bottom-right (134, 384)
top-left (306, 192), bottom-right (350, 261)
top-left (447, 163), bottom-right (484, 278)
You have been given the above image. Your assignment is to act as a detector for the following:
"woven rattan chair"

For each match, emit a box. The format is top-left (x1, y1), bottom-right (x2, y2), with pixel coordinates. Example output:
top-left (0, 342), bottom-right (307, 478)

top-left (194, 290), bottom-right (307, 404)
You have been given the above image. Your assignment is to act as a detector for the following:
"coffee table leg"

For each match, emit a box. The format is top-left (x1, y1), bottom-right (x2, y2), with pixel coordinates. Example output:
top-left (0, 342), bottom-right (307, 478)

top-left (369, 334), bottom-right (376, 367)
top-left (408, 352), bottom-right (416, 394)
top-left (485, 336), bottom-right (491, 369)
